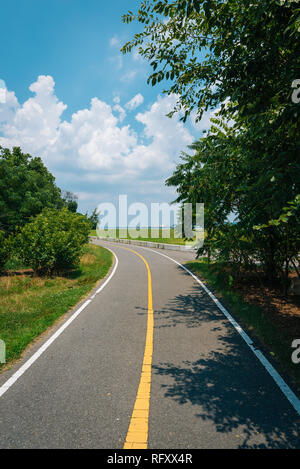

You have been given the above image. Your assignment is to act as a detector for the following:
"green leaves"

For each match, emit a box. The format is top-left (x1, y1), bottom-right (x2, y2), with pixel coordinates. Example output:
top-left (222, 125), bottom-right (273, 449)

top-left (88, 208), bottom-right (100, 230)
top-left (0, 147), bottom-right (65, 235)
top-left (122, 0), bottom-right (300, 125)
top-left (0, 230), bottom-right (11, 272)
top-left (14, 208), bottom-right (91, 275)
top-left (254, 194), bottom-right (300, 230)
top-left (122, 0), bottom-right (300, 288)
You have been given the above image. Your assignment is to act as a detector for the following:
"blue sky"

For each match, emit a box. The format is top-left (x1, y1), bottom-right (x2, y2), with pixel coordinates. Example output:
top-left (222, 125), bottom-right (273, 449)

top-left (0, 0), bottom-right (210, 215)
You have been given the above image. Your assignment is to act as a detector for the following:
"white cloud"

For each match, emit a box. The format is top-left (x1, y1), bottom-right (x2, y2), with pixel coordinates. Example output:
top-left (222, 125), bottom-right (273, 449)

top-left (0, 88), bottom-right (19, 124)
top-left (109, 36), bottom-right (120, 47)
top-left (0, 76), bottom-right (195, 208)
top-left (120, 70), bottom-right (138, 82)
top-left (190, 108), bottom-right (218, 132)
top-left (125, 93), bottom-right (144, 110)
top-left (0, 75), bottom-right (66, 153)
top-left (113, 103), bottom-right (126, 122)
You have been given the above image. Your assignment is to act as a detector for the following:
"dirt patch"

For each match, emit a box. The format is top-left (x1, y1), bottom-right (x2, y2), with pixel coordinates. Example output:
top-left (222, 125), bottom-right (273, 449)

top-left (235, 271), bottom-right (300, 347)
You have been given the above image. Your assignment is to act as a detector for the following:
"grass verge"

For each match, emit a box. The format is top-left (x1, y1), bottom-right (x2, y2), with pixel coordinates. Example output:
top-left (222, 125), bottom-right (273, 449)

top-left (0, 244), bottom-right (112, 371)
top-left (90, 228), bottom-right (194, 246)
top-left (186, 260), bottom-right (300, 388)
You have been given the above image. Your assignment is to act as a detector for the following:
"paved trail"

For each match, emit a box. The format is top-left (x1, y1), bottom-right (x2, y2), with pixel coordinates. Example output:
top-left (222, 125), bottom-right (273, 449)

top-left (0, 241), bottom-right (299, 448)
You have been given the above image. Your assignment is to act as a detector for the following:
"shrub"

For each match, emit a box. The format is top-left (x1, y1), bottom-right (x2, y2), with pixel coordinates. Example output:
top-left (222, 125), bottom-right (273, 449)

top-left (0, 230), bottom-right (11, 272)
top-left (15, 208), bottom-right (90, 275)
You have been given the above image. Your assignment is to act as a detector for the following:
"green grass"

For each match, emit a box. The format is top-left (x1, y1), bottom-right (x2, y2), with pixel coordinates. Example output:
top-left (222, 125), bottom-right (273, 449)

top-left (186, 260), bottom-right (300, 386)
top-left (90, 228), bottom-right (195, 246)
top-left (0, 244), bottom-right (112, 370)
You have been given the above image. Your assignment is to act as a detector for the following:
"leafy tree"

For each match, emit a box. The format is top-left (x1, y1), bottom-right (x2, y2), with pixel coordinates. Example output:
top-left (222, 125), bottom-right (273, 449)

top-left (0, 230), bottom-right (10, 272)
top-left (167, 116), bottom-right (300, 291)
top-left (62, 190), bottom-right (78, 213)
top-left (15, 208), bottom-right (90, 275)
top-left (88, 208), bottom-right (100, 230)
top-left (0, 147), bottom-right (64, 235)
top-left (124, 0), bottom-right (300, 293)
top-left (122, 0), bottom-right (300, 123)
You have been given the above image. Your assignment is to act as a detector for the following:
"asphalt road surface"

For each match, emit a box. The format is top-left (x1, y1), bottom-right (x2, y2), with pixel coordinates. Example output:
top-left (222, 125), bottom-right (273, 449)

top-left (0, 241), bottom-right (299, 449)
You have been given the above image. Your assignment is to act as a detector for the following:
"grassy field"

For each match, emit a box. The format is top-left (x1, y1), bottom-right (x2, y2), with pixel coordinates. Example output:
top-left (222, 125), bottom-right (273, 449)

top-left (186, 260), bottom-right (300, 387)
top-left (0, 244), bottom-right (112, 371)
top-left (90, 228), bottom-right (195, 246)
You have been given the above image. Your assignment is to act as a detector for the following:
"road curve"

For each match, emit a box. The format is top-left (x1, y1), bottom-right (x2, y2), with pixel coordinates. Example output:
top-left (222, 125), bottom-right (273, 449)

top-left (0, 241), bottom-right (299, 449)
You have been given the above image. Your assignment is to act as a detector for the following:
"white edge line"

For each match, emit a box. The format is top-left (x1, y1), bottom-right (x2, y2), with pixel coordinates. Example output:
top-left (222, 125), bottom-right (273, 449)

top-left (0, 247), bottom-right (119, 399)
top-left (131, 244), bottom-right (300, 417)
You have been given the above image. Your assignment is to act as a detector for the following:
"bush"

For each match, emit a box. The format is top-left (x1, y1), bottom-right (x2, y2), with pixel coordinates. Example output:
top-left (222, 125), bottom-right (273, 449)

top-left (0, 230), bottom-right (11, 272)
top-left (15, 208), bottom-right (90, 275)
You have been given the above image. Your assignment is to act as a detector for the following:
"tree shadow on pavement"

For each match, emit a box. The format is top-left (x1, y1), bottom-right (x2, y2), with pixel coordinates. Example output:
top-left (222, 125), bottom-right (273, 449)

top-left (154, 268), bottom-right (229, 330)
top-left (152, 336), bottom-right (299, 448)
top-left (149, 267), bottom-right (299, 448)
top-left (153, 347), bottom-right (300, 448)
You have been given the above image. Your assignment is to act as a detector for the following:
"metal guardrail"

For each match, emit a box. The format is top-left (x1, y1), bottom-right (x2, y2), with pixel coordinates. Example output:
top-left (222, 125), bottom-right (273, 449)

top-left (89, 236), bottom-right (197, 252)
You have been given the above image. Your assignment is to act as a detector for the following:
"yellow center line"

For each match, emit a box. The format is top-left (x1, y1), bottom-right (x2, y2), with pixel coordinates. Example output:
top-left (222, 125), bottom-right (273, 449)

top-left (120, 247), bottom-right (154, 450)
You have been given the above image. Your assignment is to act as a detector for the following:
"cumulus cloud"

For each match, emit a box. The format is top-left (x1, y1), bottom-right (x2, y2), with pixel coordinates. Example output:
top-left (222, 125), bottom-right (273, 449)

top-left (125, 93), bottom-right (144, 110)
top-left (0, 75), bottom-right (66, 153)
top-left (0, 88), bottom-right (19, 124)
top-left (0, 76), bottom-right (195, 210)
top-left (112, 103), bottom-right (126, 122)
top-left (190, 108), bottom-right (218, 132)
